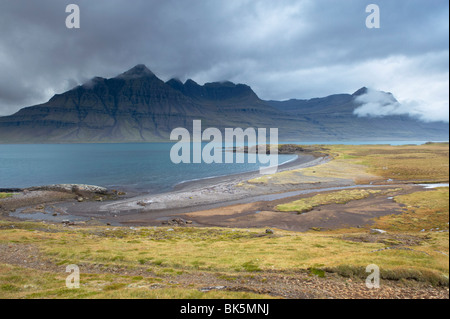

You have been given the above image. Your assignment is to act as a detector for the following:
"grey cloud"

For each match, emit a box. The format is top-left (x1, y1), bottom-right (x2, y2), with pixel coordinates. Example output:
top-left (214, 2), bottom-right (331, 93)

top-left (0, 0), bottom-right (448, 122)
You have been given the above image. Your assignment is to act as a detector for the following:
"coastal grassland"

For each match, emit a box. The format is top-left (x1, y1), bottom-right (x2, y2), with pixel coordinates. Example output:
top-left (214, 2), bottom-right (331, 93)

top-left (326, 142), bottom-right (449, 183)
top-left (0, 215), bottom-right (448, 298)
top-left (276, 188), bottom-right (401, 214)
top-left (0, 264), bottom-right (269, 299)
top-left (246, 159), bottom-right (376, 186)
top-left (374, 187), bottom-right (449, 232)
top-left (246, 142), bottom-right (449, 186)
top-left (0, 193), bottom-right (13, 199)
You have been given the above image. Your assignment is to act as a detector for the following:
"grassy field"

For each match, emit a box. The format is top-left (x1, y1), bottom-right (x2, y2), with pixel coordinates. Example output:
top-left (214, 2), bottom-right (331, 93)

top-left (0, 263), bottom-right (270, 299)
top-left (277, 188), bottom-right (402, 214)
top-left (374, 187), bottom-right (449, 232)
top-left (0, 214), bottom-right (448, 298)
top-left (0, 143), bottom-right (448, 298)
top-left (325, 143), bottom-right (449, 183)
top-left (247, 142), bottom-right (449, 186)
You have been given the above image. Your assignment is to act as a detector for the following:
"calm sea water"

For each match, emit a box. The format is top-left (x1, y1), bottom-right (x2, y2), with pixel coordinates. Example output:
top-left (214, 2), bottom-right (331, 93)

top-left (0, 143), bottom-right (294, 192)
top-left (0, 141), bottom-right (443, 192)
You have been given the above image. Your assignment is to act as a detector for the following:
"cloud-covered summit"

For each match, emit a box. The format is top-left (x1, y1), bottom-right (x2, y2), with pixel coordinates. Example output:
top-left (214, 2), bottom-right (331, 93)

top-left (354, 88), bottom-right (449, 123)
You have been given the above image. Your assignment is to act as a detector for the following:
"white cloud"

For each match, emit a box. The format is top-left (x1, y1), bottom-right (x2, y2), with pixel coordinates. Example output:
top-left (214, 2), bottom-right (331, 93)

top-left (351, 54), bottom-right (449, 123)
top-left (354, 88), bottom-right (406, 116)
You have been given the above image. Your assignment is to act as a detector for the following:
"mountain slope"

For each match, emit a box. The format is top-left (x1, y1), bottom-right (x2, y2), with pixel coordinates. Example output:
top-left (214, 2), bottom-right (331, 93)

top-left (266, 87), bottom-right (448, 141)
top-left (0, 65), bottom-right (448, 143)
top-left (0, 65), bottom-right (275, 142)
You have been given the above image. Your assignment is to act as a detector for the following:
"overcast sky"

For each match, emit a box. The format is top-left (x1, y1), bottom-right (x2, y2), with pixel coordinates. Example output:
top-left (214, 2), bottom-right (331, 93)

top-left (0, 0), bottom-right (448, 122)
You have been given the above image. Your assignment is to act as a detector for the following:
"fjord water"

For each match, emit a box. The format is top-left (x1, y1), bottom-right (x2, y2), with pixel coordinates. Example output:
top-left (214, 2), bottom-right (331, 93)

top-left (0, 141), bottom-right (439, 193)
top-left (0, 143), bottom-right (295, 193)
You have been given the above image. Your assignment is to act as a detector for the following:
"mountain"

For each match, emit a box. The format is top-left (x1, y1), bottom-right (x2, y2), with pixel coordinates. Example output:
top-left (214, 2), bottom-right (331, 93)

top-left (266, 87), bottom-right (449, 141)
top-left (0, 65), bottom-right (448, 143)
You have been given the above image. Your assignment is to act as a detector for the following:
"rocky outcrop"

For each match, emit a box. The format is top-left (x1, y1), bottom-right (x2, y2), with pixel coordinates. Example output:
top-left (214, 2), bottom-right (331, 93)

top-left (26, 184), bottom-right (108, 194)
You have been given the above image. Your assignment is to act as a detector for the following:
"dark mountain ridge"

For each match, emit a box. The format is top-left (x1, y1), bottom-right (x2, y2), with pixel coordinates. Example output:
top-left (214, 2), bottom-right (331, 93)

top-left (0, 65), bottom-right (448, 143)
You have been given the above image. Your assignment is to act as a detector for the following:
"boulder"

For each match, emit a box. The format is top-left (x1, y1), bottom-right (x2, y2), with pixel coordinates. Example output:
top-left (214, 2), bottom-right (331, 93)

top-left (162, 218), bottom-right (188, 226)
top-left (370, 229), bottom-right (387, 235)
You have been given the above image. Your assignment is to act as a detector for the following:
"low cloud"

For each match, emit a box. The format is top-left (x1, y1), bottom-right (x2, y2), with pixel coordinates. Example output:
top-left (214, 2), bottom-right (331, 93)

top-left (354, 89), bottom-right (401, 116)
top-left (354, 88), bottom-right (449, 123)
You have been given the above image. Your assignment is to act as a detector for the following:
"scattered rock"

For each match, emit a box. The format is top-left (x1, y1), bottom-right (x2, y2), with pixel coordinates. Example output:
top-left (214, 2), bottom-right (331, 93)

top-left (199, 286), bottom-right (227, 292)
top-left (265, 229), bottom-right (274, 234)
top-left (62, 220), bottom-right (75, 226)
top-left (370, 247), bottom-right (430, 255)
top-left (77, 196), bottom-right (84, 202)
top-left (370, 229), bottom-right (387, 235)
top-left (162, 218), bottom-right (189, 226)
top-left (23, 284), bottom-right (37, 290)
top-left (27, 184), bottom-right (108, 194)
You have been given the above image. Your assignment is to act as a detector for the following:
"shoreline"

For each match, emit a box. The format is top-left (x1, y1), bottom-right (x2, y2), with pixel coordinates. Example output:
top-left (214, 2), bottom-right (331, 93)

top-left (173, 153), bottom-right (318, 192)
top-left (1, 152), bottom-right (332, 225)
top-left (3, 142), bottom-right (448, 230)
top-left (172, 153), bottom-right (300, 190)
top-left (66, 153), bottom-right (331, 217)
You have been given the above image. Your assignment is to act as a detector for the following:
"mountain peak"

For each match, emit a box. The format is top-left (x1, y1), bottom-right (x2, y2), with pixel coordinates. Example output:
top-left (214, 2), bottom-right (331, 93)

top-left (116, 64), bottom-right (155, 79)
top-left (167, 78), bottom-right (182, 84)
top-left (352, 87), bottom-right (369, 96)
top-left (184, 79), bottom-right (200, 86)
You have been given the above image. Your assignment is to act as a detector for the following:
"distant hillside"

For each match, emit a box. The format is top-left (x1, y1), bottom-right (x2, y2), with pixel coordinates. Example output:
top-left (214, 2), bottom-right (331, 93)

top-left (0, 65), bottom-right (448, 143)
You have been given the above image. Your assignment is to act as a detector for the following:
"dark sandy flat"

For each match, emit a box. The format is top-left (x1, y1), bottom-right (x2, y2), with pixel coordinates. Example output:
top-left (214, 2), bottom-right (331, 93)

top-left (117, 185), bottom-right (423, 231)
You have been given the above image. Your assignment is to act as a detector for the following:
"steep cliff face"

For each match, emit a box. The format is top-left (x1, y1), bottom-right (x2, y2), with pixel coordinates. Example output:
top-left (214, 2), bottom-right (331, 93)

top-left (0, 65), bottom-right (211, 142)
top-left (0, 65), bottom-right (448, 143)
top-left (166, 78), bottom-right (277, 114)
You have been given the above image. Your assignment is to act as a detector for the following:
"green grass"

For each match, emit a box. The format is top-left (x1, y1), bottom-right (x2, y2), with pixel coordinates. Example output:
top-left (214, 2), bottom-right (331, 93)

top-left (375, 187), bottom-right (449, 232)
top-left (0, 193), bottom-right (13, 199)
top-left (247, 143), bottom-right (449, 187)
top-left (0, 220), bottom-right (447, 295)
top-left (240, 261), bottom-right (262, 272)
top-left (276, 189), bottom-right (400, 214)
top-left (0, 264), bottom-right (271, 299)
top-left (329, 143), bottom-right (449, 183)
